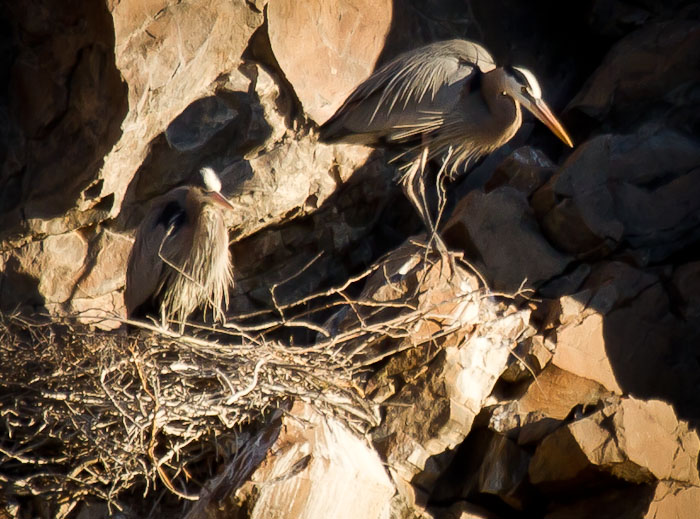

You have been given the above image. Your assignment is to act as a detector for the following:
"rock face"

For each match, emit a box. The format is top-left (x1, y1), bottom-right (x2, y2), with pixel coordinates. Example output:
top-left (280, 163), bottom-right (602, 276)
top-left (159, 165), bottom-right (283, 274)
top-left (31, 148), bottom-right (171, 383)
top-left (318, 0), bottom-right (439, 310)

top-left (2, 1), bottom-right (700, 519)
top-left (186, 402), bottom-right (395, 519)
top-left (268, 0), bottom-right (393, 123)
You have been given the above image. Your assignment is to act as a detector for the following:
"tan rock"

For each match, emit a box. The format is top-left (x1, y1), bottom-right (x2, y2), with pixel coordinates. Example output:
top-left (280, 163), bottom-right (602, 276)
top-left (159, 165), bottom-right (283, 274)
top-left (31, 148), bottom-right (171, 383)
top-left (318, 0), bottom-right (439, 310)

top-left (6, 231), bottom-right (88, 305)
top-left (518, 364), bottom-right (607, 421)
top-left (188, 402), bottom-right (395, 519)
top-left (530, 398), bottom-right (700, 487)
top-left (74, 229), bottom-right (132, 299)
top-left (268, 0), bottom-right (392, 123)
top-left (99, 0), bottom-right (263, 217)
top-left (552, 312), bottom-right (623, 394)
top-left (646, 481), bottom-right (700, 519)
top-left (222, 139), bottom-right (375, 235)
top-left (332, 239), bottom-right (533, 508)
top-left (613, 398), bottom-right (700, 485)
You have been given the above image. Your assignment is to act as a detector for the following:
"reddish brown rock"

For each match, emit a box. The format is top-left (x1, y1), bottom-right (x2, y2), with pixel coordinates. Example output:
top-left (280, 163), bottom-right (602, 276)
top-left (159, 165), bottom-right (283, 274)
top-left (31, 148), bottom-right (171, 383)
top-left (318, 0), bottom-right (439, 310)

top-left (672, 261), bottom-right (700, 321)
top-left (517, 364), bottom-right (607, 421)
top-left (485, 147), bottom-right (556, 196)
top-left (567, 21), bottom-right (700, 127)
top-left (530, 398), bottom-right (700, 487)
top-left (268, 0), bottom-right (392, 123)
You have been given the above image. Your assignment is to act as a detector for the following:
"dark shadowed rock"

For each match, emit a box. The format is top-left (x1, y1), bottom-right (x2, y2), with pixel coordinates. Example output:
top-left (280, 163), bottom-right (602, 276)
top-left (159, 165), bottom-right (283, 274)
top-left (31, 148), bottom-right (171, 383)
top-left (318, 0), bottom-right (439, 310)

top-left (534, 130), bottom-right (700, 262)
top-left (444, 187), bottom-right (571, 292)
top-left (484, 147), bottom-right (556, 196)
top-left (568, 21), bottom-right (700, 131)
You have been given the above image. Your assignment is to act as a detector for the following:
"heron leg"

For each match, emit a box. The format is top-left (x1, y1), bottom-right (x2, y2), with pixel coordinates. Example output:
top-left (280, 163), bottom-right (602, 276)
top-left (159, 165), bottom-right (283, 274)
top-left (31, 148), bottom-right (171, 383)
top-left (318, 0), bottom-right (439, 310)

top-left (399, 149), bottom-right (454, 275)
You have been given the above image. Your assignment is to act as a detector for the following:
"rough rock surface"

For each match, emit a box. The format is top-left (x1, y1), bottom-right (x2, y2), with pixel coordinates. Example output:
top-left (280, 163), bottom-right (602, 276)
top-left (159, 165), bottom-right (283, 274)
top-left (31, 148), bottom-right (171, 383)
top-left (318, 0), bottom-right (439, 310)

top-left (186, 402), bottom-right (395, 519)
top-left (268, 0), bottom-right (392, 123)
top-left (2, 1), bottom-right (700, 518)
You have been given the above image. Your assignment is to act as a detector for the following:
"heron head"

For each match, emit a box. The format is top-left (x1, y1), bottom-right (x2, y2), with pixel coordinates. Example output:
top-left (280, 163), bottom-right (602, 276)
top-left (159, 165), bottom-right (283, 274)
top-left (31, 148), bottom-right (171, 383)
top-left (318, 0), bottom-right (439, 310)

top-left (198, 167), bottom-right (235, 210)
top-left (502, 66), bottom-right (573, 148)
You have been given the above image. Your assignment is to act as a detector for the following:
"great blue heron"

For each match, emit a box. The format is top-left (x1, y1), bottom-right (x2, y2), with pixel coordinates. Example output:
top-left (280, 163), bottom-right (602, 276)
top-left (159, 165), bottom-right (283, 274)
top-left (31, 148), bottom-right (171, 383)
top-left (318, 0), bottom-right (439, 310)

top-left (320, 39), bottom-right (573, 234)
top-left (125, 167), bottom-right (234, 329)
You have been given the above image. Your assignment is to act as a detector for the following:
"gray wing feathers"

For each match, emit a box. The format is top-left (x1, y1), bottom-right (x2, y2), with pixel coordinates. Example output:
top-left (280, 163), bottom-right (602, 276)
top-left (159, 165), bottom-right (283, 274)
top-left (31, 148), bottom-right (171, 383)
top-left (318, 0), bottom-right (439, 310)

top-left (322, 39), bottom-right (495, 140)
top-left (124, 189), bottom-right (187, 315)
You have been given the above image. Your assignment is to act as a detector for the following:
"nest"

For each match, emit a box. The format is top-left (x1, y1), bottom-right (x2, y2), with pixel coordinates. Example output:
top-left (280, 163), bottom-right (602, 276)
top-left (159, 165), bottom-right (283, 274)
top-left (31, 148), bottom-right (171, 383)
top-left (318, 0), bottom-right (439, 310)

top-left (0, 246), bottom-right (505, 518)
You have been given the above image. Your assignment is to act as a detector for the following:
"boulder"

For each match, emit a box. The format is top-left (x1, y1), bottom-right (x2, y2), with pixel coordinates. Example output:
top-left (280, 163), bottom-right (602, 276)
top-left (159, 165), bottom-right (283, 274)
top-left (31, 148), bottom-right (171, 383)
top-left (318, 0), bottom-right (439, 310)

top-left (443, 187), bottom-right (571, 292)
top-left (533, 130), bottom-right (700, 262)
top-left (530, 397), bottom-right (700, 487)
top-left (187, 402), bottom-right (395, 519)
top-left (268, 0), bottom-right (392, 124)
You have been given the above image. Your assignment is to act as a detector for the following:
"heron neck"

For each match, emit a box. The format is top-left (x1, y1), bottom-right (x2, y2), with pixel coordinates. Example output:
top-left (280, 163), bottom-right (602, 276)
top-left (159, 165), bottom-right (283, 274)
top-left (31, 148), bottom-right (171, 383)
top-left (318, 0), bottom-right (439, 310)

top-left (482, 70), bottom-right (522, 146)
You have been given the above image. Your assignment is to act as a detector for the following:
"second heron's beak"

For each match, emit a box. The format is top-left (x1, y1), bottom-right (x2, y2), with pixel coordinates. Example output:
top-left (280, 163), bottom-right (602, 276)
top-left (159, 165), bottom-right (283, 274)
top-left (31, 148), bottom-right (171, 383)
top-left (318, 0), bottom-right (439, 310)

top-left (523, 98), bottom-right (574, 148)
top-left (208, 191), bottom-right (236, 210)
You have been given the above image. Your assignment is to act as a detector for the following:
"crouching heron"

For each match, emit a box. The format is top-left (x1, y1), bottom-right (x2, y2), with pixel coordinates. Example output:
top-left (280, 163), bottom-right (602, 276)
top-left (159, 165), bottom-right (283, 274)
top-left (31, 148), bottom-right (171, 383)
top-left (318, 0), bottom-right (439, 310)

top-left (125, 167), bottom-right (234, 329)
top-left (320, 39), bottom-right (573, 236)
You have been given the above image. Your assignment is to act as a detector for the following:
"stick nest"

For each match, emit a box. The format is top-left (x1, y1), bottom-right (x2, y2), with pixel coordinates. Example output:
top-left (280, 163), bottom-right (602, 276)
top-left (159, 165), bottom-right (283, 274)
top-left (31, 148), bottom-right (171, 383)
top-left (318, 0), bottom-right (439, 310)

top-left (0, 247), bottom-right (497, 517)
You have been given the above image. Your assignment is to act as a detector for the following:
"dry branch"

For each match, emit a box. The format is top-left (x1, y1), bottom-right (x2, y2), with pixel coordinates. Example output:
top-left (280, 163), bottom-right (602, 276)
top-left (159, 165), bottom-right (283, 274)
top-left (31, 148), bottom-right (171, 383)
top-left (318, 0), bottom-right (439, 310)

top-left (0, 245), bottom-right (522, 517)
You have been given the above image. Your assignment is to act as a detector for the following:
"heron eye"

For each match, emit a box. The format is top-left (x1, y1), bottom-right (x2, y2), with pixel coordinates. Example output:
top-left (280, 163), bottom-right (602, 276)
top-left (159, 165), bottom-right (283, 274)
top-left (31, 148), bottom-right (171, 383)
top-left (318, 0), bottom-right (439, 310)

top-left (501, 91), bottom-right (507, 96)
top-left (521, 85), bottom-right (529, 95)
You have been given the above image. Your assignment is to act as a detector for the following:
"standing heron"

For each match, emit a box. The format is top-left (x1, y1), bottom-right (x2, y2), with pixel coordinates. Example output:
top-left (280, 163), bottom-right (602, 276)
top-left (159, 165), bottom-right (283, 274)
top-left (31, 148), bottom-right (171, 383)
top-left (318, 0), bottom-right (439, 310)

top-left (125, 167), bottom-right (235, 329)
top-left (319, 39), bottom-right (573, 235)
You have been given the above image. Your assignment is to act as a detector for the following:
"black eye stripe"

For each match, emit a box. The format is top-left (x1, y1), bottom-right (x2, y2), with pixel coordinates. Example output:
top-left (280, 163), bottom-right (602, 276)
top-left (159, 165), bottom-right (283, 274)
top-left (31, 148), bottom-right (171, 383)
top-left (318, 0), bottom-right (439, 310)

top-left (505, 66), bottom-right (530, 89)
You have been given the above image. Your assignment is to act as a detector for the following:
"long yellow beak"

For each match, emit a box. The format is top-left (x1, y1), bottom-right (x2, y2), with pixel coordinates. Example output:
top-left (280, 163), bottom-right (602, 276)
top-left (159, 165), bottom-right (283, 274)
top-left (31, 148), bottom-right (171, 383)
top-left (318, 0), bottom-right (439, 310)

top-left (208, 191), bottom-right (236, 210)
top-left (524, 98), bottom-right (574, 148)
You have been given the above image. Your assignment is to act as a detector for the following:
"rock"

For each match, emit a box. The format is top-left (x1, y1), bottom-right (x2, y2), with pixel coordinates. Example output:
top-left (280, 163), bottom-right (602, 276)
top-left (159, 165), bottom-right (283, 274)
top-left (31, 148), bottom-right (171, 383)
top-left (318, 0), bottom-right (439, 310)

top-left (552, 311), bottom-right (622, 394)
top-left (432, 500), bottom-right (499, 519)
top-left (672, 261), bottom-right (700, 321)
top-left (534, 130), bottom-right (700, 262)
top-left (2, 0), bottom-right (128, 242)
top-left (601, 281), bottom-right (700, 420)
top-left (2, 0), bottom-right (264, 241)
top-left (443, 187), bottom-right (572, 292)
top-left (530, 397), bottom-right (700, 487)
top-left (499, 334), bottom-right (554, 384)
top-left (187, 402), bottom-right (395, 519)
top-left (567, 21), bottom-right (700, 130)
top-left (474, 434), bottom-right (530, 509)
top-left (581, 261), bottom-right (658, 312)
top-left (543, 471), bottom-right (700, 519)
top-left (1, 231), bottom-right (88, 307)
top-left (484, 147), bottom-right (557, 196)
top-left (543, 485), bottom-right (656, 519)
top-left (517, 364), bottom-right (608, 421)
top-left (268, 0), bottom-right (392, 124)
top-left (646, 481), bottom-right (700, 519)
top-left (221, 139), bottom-right (376, 235)
top-left (325, 238), bottom-right (532, 509)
